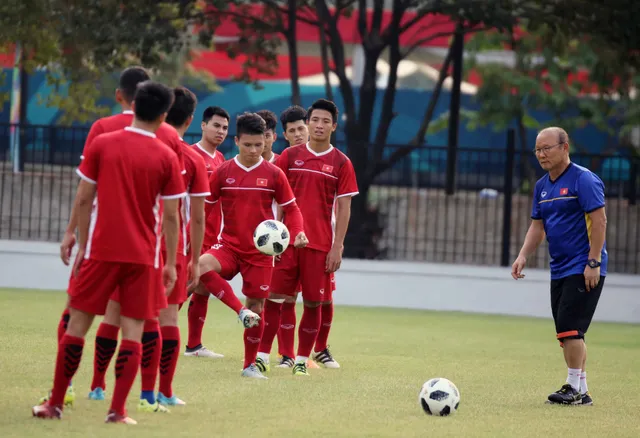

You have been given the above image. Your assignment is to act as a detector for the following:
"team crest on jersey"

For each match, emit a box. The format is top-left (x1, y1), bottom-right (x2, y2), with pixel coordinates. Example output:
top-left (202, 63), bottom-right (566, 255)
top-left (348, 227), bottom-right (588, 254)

top-left (294, 160), bottom-right (304, 166)
top-left (322, 164), bottom-right (334, 173)
top-left (541, 191), bottom-right (547, 198)
top-left (560, 188), bottom-right (568, 195)
top-left (256, 178), bottom-right (268, 187)
top-left (226, 178), bottom-right (235, 184)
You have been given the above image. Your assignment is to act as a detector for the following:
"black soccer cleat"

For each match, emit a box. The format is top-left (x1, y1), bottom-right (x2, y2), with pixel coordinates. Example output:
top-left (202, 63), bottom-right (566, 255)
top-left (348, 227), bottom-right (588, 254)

top-left (547, 384), bottom-right (582, 405)
top-left (580, 392), bottom-right (593, 406)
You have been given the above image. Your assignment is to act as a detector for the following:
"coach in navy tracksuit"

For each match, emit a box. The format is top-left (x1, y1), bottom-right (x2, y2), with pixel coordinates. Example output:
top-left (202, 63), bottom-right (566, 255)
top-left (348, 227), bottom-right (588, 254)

top-left (511, 127), bottom-right (607, 406)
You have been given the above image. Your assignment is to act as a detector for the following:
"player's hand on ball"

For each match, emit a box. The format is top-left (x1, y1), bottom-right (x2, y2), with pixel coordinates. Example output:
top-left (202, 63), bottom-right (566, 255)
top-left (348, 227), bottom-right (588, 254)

top-left (326, 244), bottom-right (343, 273)
top-left (293, 232), bottom-right (309, 248)
top-left (163, 264), bottom-right (177, 296)
top-left (511, 255), bottom-right (527, 280)
top-left (72, 247), bottom-right (85, 277)
top-left (60, 231), bottom-right (77, 266)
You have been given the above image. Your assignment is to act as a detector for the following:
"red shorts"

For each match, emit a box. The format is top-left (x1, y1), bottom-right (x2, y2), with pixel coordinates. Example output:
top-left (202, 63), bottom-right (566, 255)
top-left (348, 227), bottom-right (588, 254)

top-left (271, 247), bottom-right (332, 302)
top-left (206, 244), bottom-right (273, 299)
top-left (68, 259), bottom-right (160, 320)
top-left (109, 255), bottom-right (168, 315)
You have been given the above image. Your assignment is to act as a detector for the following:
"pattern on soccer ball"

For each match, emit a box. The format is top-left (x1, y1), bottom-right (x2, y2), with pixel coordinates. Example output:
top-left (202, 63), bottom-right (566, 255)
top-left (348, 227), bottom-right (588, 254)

top-left (256, 234), bottom-right (270, 247)
top-left (264, 221), bottom-right (278, 231)
top-left (273, 242), bottom-right (284, 254)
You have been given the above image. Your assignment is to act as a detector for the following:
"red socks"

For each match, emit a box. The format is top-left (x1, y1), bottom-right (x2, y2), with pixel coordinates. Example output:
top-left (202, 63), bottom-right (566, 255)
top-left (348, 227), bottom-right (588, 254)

top-left (57, 309), bottom-right (70, 343)
top-left (258, 300), bottom-right (282, 355)
top-left (159, 326), bottom-right (181, 398)
top-left (140, 320), bottom-right (162, 393)
top-left (91, 322), bottom-right (120, 390)
top-left (110, 339), bottom-right (142, 416)
top-left (49, 334), bottom-right (84, 407)
top-left (201, 270), bottom-right (243, 314)
top-left (314, 302), bottom-right (334, 352)
top-left (278, 302), bottom-right (296, 358)
top-left (243, 313), bottom-right (264, 369)
top-left (296, 305), bottom-right (321, 358)
top-left (187, 293), bottom-right (208, 349)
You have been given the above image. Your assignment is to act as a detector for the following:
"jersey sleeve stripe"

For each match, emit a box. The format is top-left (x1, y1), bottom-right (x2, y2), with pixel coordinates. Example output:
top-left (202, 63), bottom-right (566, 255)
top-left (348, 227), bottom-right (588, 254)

top-left (336, 191), bottom-right (359, 198)
top-left (76, 169), bottom-right (97, 184)
top-left (160, 192), bottom-right (187, 200)
top-left (189, 191), bottom-right (211, 197)
top-left (585, 204), bottom-right (605, 214)
top-left (279, 198), bottom-right (296, 207)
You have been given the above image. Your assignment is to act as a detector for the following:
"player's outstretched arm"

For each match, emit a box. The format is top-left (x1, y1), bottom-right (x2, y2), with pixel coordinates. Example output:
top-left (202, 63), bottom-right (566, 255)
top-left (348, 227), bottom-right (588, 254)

top-left (511, 220), bottom-right (545, 280)
top-left (162, 198), bottom-right (181, 294)
top-left (72, 180), bottom-right (97, 276)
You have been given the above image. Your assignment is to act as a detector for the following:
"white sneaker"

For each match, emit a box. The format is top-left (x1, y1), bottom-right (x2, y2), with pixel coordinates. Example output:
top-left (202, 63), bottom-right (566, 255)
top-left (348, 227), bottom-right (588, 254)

top-left (312, 347), bottom-right (340, 369)
top-left (241, 364), bottom-right (268, 379)
top-left (184, 346), bottom-right (224, 359)
top-left (239, 308), bottom-right (261, 328)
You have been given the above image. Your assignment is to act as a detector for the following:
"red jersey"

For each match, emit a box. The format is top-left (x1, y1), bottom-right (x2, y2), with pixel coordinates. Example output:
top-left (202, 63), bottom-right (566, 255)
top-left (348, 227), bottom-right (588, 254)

top-left (267, 152), bottom-right (279, 163)
top-left (77, 127), bottom-right (186, 267)
top-left (180, 142), bottom-right (211, 255)
top-left (207, 157), bottom-right (298, 266)
top-left (192, 142), bottom-right (226, 249)
top-left (275, 143), bottom-right (359, 252)
top-left (81, 110), bottom-right (185, 173)
top-left (192, 142), bottom-right (225, 175)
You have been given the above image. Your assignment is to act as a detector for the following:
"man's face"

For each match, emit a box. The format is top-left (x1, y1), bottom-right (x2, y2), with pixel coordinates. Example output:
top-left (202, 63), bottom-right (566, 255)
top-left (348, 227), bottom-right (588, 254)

top-left (235, 133), bottom-right (265, 164)
top-left (283, 120), bottom-right (309, 146)
top-left (307, 109), bottom-right (336, 143)
top-left (201, 115), bottom-right (229, 146)
top-left (534, 132), bottom-right (568, 171)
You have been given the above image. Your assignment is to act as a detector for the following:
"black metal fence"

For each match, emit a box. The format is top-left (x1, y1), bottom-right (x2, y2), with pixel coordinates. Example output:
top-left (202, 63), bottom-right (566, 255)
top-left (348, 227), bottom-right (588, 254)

top-left (1, 123), bottom-right (638, 274)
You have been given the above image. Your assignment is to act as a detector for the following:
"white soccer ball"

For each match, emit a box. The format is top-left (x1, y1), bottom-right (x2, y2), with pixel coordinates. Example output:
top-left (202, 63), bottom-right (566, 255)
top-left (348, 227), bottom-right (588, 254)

top-left (419, 378), bottom-right (460, 416)
top-left (253, 219), bottom-right (290, 256)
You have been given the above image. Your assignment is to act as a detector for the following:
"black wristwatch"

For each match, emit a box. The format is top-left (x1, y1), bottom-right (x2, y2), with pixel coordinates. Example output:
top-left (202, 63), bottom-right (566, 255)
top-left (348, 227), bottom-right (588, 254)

top-left (587, 259), bottom-right (601, 269)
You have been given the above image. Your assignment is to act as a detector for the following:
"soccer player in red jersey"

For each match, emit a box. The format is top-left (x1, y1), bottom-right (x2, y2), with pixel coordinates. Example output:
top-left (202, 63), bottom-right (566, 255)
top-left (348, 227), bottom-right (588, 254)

top-left (256, 99), bottom-right (358, 376)
top-left (152, 86), bottom-right (210, 407)
top-left (184, 107), bottom-right (230, 359)
top-left (41, 66), bottom-right (184, 407)
top-left (32, 81), bottom-right (186, 424)
top-left (192, 112), bottom-right (308, 379)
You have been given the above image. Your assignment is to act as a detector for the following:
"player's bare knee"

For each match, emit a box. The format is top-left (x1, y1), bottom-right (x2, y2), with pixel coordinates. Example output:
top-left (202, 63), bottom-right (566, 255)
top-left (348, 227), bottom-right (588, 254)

top-left (303, 300), bottom-right (322, 308)
top-left (103, 299), bottom-right (121, 326)
top-left (284, 295), bottom-right (297, 303)
top-left (194, 282), bottom-right (209, 297)
top-left (159, 305), bottom-right (179, 326)
top-left (67, 308), bottom-right (95, 338)
top-left (245, 298), bottom-right (264, 314)
top-left (120, 316), bottom-right (145, 341)
top-left (198, 253), bottom-right (221, 275)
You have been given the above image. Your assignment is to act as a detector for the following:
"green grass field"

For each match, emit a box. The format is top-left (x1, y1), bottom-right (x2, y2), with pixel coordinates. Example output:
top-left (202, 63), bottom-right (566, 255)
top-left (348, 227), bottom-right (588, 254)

top-left (1, 288), bottom-right (639, 437)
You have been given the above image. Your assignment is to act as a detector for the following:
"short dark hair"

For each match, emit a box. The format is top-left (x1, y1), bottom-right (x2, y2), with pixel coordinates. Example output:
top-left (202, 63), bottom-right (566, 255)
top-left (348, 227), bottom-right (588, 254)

top-left (202, 106), bottom-right (230, 124)
top-left (256, 109), bottom-right (277, 132)
top-left (166, 86), bottom-right (197, 128)
top-left (279, 105), bottom-right (307, 131)
top-left (118, 66), bottom-right (151, 103)
top-left (236, 112), bottom-right (266, 138)
top-left (307, 98), bottom-right (339, 123)
top-left (133, 81), bottom-right (175, 123)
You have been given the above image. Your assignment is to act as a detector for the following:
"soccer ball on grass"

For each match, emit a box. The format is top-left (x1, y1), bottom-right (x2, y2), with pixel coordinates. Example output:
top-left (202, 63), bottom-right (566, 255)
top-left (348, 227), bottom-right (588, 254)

top-left (253, 220), bottom-right (290, 256)
top-left (419, 377), bottom-right (460, 416)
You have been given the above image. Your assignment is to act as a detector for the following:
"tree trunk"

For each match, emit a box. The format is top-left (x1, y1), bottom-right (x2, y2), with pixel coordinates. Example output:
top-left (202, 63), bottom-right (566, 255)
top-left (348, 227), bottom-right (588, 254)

top-left (286, 0), bottom-right (301, 106)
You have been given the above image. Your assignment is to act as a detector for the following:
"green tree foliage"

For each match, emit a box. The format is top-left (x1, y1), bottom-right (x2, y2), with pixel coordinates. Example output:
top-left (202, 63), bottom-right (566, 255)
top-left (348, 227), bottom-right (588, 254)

top-left (0, 0), bottom-right (216, 124)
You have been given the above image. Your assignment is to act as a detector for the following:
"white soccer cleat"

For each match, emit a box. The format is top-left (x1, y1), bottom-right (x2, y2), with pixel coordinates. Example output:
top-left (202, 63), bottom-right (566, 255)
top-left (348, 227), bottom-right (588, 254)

top-left (184, 346), bottom-right (224, 359)
top-left (312, 348), bottom-right (341, 369)
top-left (241, 364), bottom-right (268, 379)
top-left (239, 308), bottom-right (261, 329)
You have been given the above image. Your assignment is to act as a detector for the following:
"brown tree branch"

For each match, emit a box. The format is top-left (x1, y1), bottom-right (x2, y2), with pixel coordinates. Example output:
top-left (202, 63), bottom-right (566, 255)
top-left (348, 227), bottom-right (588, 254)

top-left (373, 41), bottom-right (455, 176)
top-left (402, 26), bottom-right (488, 59)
